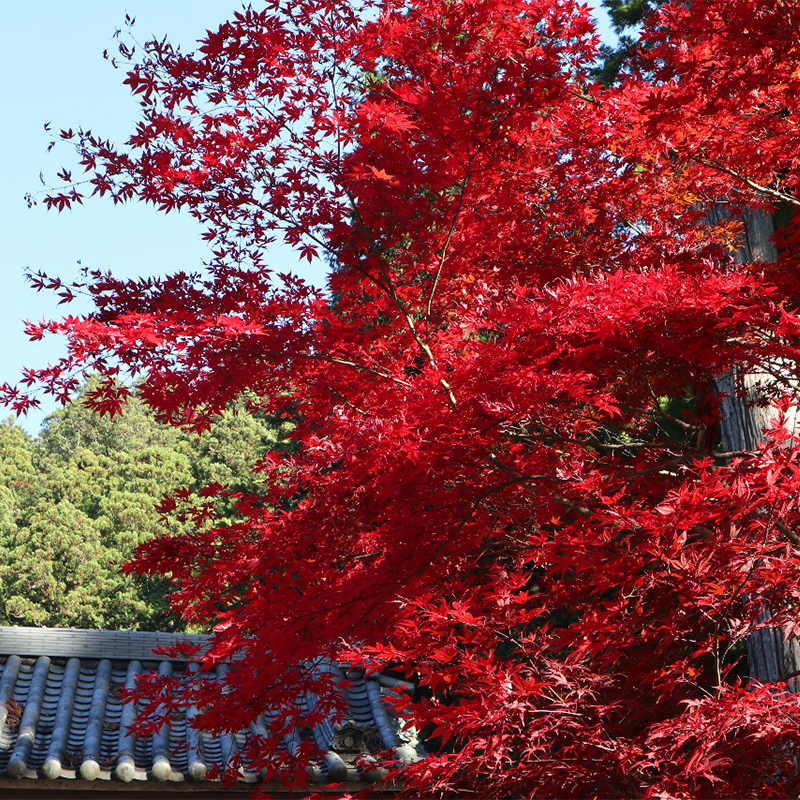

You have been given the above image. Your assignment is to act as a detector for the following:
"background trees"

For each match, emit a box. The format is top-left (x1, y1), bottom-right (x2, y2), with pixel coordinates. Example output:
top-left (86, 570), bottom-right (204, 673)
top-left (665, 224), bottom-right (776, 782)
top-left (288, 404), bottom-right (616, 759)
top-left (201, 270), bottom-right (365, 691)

top-left (0, 385), bottom-right (291, 629)
top-left (7, 0), bottom-right (800, 796)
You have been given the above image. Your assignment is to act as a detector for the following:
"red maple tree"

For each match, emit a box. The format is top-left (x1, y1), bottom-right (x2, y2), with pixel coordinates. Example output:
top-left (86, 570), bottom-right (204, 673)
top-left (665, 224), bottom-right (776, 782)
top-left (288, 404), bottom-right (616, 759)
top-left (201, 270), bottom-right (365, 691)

top-left (9, 0), bottom-right (800, 796)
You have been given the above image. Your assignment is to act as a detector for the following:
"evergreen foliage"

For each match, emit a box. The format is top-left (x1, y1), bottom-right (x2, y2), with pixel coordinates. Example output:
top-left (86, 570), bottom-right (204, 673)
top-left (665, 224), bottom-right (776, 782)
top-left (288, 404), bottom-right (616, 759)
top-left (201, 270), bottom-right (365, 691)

top-left (594, 0), bottom-right (663, 85)
top-left (0, 385), bottom-right (291, 629)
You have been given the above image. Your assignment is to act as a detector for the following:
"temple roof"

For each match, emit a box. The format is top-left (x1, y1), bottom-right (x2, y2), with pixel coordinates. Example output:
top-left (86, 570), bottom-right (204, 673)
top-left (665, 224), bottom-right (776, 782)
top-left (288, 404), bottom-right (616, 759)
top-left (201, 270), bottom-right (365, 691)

top-left (0, 627), bottom-right (423, 795)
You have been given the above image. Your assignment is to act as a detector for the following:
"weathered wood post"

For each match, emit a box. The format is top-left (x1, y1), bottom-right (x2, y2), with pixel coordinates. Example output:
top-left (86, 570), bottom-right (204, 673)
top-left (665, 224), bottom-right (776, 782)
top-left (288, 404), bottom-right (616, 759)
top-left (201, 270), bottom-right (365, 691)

top-left (713, 207), bottom-right (800, 690)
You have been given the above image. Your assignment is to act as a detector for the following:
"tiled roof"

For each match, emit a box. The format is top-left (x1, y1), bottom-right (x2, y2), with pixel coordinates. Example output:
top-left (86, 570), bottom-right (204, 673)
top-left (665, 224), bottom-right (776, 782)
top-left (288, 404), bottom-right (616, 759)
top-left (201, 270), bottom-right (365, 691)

top-left (0, 627), bottom-right (423, 792)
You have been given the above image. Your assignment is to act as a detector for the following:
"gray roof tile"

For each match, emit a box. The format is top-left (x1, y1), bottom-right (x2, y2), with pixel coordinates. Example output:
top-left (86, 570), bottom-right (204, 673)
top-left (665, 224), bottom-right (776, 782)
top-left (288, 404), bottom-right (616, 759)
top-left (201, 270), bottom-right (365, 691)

top-left (0, 627), bottom-right (424, 790)
top-left (0, 627), bottom-right (208, 662)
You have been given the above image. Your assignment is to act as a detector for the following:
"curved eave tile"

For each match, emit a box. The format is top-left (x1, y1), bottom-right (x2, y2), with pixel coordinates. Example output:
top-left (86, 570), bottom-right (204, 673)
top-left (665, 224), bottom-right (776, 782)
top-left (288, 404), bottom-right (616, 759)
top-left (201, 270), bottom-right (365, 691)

top-left (0, 627), bottom-right (425, 790)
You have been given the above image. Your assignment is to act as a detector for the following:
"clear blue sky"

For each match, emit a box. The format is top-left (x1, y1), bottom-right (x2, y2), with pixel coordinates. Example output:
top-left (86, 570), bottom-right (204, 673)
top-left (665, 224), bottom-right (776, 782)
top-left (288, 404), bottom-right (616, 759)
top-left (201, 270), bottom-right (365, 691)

top-left (0, 1), bottom-right (614, 435)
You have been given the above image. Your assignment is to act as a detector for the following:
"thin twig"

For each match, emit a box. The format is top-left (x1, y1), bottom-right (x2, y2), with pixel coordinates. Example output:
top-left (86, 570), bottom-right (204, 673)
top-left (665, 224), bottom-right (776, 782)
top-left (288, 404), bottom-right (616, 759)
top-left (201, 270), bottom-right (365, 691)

top-left (694, 158), bottom-right (800, 207)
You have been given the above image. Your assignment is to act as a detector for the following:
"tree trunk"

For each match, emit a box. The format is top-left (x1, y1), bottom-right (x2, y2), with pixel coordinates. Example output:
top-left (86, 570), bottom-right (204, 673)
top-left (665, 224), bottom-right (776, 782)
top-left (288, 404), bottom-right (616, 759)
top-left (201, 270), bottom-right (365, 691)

top-left (713, 207), bottom-right (800, 690)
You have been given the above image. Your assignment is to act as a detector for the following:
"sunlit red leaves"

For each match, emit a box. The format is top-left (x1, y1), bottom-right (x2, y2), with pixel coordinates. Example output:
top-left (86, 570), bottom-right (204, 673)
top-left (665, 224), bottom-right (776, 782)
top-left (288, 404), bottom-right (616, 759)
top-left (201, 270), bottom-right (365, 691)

top-left (14, 0), bottom-right (800, 797)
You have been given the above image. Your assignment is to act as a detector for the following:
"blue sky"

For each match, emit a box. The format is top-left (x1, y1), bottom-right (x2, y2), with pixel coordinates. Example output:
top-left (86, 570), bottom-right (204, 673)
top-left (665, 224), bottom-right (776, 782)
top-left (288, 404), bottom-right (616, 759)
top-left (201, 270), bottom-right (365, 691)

top-left (1, 1), bottom-right (614, 435)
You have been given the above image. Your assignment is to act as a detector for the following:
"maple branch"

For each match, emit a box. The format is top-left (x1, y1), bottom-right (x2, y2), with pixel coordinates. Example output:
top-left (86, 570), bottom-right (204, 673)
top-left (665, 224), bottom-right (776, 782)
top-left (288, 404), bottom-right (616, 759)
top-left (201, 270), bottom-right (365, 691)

top-left (690, 525), bottom-right (715, 542)
top-left (425, 168), bottom-right (472, 332)
top-left (335, 185), bottom-right (458, 408)
top-left (693, 158), bottom-right (800, 208)
top-left (566, 87), bottom-right (601, 107)
top-left (325, 387), bottom-right (372, 418)
top-left (517, 434), bottom-right (691, 455)
top-left (752, 507), bottom-right (800, 547)
top-left (772, 668), bottom-right (800, 684)
top-left (372, 260), bottom-right (459, 408)
top-left (552, 494), bottom-right (593, 518)
top-left (322, 356), bottom-right (412, 389)
top-left (641, 380), bottom-right (710, 436)
top-left (399, 313), bottom-right (458, 407)
top-left (483, 446), bottom-right (682, 520)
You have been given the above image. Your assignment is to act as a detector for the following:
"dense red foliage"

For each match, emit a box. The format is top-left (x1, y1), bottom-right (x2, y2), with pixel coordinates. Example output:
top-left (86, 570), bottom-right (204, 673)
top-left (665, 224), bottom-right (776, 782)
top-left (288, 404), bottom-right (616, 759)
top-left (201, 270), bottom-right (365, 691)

top-left (10, 0), bottom-right (800, 796)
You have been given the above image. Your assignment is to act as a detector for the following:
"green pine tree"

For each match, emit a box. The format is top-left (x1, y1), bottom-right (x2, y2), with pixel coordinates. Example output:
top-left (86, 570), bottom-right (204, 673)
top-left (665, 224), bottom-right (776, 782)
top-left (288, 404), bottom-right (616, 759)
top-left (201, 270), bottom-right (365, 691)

top-left (593, 0), bottom-right (665, 86)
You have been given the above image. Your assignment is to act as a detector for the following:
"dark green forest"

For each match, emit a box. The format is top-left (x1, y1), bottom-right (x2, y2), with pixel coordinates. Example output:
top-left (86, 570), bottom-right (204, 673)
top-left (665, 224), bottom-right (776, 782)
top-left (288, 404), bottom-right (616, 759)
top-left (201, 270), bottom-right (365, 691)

top-left (594, 0), bottom-right (661, 85)
top-left (0, 385), bottom-right (291, 630)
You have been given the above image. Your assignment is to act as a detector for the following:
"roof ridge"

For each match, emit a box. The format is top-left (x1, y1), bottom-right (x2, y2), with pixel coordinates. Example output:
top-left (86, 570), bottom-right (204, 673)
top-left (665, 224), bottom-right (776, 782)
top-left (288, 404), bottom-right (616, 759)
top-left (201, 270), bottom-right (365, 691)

top-left (0, 626), bottom-right (209, 661)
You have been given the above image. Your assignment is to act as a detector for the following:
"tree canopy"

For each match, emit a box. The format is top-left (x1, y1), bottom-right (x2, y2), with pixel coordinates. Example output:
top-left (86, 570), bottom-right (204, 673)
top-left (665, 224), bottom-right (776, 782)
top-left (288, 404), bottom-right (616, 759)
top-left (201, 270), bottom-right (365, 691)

top-left (0, 386), bottom-right (292, 629)
top-left (7, 0), bottom-right (800, 796)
